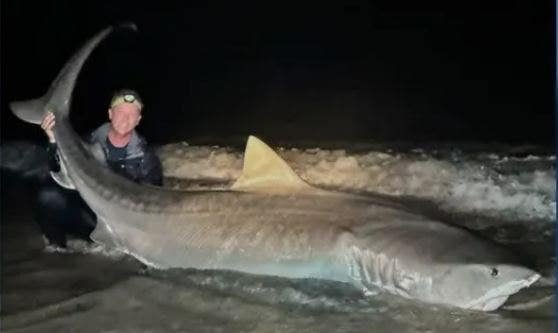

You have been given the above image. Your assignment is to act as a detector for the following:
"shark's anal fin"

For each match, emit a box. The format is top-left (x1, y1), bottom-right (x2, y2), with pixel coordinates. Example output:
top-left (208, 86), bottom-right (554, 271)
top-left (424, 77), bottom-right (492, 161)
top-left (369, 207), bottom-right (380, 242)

top-left (231, 136), bottom-right (319, 194)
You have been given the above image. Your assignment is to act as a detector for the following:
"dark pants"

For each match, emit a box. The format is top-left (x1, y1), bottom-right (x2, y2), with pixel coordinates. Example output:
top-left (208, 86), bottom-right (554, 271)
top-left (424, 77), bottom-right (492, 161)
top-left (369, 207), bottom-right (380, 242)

top-left (35, 184), bottom-right (97, 247)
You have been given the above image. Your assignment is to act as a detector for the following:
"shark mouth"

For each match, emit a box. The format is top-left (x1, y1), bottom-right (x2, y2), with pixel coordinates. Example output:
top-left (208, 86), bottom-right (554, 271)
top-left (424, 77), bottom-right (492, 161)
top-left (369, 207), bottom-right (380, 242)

top-left (466, 273), bottom-right (541, 311)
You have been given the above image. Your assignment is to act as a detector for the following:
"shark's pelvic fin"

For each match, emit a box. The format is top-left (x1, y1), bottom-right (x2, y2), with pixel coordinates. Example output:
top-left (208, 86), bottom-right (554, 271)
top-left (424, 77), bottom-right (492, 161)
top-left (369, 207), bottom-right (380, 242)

top-left (231, 136), bottom-right (318, 194)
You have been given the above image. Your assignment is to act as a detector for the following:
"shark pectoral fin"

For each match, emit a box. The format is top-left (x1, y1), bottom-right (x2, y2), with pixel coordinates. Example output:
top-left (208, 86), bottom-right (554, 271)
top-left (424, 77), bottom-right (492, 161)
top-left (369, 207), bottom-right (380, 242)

top-left (231, 135), bottom-right (319, 194)
top-left (9, 97), bottom-right (47, 125)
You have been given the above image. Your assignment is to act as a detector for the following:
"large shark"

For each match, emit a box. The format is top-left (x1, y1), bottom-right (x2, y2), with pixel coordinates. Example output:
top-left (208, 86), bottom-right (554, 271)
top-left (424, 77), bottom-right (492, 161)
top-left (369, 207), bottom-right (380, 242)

top-left (10, 24), bottom-right (540, 311)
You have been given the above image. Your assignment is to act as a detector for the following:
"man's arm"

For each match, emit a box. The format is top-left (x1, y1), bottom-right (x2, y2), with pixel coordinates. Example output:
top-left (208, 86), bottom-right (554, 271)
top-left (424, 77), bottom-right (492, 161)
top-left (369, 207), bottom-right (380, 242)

top-left (41, 112), bottom-right (101, 189)
top-left (41, 112), bottom-right (61, 173)
top-left (46, 142), bottom-right (61, 173)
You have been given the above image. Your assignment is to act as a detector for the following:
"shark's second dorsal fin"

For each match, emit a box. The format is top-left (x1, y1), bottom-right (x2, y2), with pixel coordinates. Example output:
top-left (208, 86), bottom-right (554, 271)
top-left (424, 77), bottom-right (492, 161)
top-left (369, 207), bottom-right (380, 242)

top-left (231, 136), bottom-right (318, 194)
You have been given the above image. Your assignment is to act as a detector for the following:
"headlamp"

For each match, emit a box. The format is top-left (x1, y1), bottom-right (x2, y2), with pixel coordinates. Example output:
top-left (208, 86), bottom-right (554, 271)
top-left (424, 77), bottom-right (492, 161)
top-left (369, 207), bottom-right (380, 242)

top-left (110, 91), bottom-right (143, 110)
top-left (123, 94), bottom-right (136, 103)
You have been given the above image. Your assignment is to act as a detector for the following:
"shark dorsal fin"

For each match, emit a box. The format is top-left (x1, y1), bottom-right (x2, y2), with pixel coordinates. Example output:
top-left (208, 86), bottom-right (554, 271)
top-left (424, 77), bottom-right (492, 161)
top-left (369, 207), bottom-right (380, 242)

top-left (231, 136), bottom-right (317, 194)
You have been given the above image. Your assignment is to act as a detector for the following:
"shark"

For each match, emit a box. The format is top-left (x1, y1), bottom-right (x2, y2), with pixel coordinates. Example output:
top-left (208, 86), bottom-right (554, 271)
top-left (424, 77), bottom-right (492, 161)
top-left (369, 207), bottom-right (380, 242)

top-left (9, 24), bottom-right (540, 311)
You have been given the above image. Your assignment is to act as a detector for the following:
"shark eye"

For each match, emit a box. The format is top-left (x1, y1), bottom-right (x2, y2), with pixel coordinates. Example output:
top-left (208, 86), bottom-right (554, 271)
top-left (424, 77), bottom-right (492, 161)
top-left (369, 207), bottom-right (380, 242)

top-left (491, 267), bottom-right (499, 277)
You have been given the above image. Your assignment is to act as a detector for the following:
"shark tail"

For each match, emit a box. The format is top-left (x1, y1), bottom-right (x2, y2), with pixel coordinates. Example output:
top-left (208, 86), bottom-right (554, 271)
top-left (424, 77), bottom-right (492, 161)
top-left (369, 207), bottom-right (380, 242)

top-left (9, 97), bottom-right (47, 125)
top-left (9, 23), bottom-right (138, 125)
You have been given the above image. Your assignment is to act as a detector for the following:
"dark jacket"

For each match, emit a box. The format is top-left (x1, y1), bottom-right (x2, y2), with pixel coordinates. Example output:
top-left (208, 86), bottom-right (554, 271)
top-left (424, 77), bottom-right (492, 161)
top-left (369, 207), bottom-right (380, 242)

top-left (47, 123), bottom-right (163, 186)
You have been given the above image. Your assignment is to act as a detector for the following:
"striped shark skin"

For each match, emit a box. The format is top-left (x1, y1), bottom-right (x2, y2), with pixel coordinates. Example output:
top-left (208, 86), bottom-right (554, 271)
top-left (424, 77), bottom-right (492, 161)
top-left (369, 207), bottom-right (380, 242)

top-left (9, 24), bottom-right (540, 311)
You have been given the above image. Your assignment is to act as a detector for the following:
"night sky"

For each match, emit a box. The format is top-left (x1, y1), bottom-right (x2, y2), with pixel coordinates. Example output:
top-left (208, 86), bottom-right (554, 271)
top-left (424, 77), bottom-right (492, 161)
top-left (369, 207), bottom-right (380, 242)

top-left (2, 1), bottom-right (555, 147)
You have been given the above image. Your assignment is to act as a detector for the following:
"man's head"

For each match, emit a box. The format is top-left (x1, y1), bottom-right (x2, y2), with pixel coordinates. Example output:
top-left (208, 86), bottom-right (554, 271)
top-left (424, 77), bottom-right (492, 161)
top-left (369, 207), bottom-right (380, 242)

top-left (108, 89), bottom-right (143, 135)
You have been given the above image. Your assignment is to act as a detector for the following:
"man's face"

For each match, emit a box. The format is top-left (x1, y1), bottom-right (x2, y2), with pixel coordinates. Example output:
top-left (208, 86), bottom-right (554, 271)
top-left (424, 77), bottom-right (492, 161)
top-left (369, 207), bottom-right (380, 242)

top-left (108, 103), bottom-right (142, 135)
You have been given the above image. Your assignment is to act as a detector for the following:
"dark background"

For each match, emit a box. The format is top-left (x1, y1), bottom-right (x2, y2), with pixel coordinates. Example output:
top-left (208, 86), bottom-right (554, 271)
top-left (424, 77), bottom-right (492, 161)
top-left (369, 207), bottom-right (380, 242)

top-left (1, 1), bottom-right (555, 147)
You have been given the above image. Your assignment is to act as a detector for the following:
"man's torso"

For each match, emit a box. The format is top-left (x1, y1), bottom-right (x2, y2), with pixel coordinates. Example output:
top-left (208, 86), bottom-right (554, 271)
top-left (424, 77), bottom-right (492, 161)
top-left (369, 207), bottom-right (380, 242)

top-left (89, 123), bottom-right (161, 186)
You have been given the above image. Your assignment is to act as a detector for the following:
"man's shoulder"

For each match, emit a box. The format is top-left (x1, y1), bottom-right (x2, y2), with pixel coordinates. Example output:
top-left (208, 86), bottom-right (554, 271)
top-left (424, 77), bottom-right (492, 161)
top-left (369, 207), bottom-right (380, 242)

top-left (127, 130), bottom-right (154, 159)
top-left (89, 123), bottom-right (111, 143)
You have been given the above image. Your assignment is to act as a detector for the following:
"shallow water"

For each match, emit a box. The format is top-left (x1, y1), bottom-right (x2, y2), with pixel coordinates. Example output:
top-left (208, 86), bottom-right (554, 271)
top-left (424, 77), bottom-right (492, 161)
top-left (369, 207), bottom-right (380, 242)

top-left (1, 141), bottom-right (555, 332)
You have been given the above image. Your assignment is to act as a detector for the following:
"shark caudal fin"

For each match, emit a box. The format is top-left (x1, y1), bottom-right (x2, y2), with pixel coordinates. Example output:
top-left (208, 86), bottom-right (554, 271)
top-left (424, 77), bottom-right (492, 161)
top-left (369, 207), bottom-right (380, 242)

top-left (9, 98), bottom-right (47, 125)
top-left (9, 23), bottom-right (138, 125)
top-left (231, 136), bottom-right (320, 194)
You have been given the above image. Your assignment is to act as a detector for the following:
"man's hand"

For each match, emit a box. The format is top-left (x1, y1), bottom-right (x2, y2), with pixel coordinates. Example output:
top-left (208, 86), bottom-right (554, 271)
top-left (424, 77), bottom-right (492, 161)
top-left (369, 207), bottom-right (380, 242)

top-left (41, 112), bottom-right (56, 143)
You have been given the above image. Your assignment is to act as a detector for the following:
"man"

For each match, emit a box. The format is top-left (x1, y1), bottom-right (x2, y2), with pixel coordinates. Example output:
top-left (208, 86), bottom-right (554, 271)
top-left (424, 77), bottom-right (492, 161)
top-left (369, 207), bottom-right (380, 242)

top-left (37, 89), bottom-right (163, 248)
